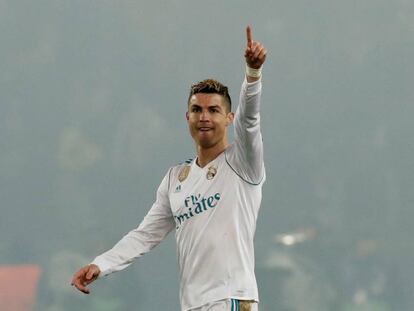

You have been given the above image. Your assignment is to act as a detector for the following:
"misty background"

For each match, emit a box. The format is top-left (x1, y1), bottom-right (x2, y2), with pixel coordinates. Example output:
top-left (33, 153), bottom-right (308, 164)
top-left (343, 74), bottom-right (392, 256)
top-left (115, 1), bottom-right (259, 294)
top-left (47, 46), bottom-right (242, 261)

top-left (1, 0), bottom-right (413, 310)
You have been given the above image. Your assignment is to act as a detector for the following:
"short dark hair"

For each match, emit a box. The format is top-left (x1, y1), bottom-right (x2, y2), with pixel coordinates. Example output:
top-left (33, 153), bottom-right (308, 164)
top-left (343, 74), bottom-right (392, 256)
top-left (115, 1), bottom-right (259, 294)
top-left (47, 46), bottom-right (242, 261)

top-left (187, 79), bottom-right (232, 112)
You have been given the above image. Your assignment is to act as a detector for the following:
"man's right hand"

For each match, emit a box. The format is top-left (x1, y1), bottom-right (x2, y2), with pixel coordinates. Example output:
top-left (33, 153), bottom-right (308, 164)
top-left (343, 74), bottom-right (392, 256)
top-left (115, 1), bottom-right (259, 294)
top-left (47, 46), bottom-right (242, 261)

top-left (71, 264), bottom-right (100, 294)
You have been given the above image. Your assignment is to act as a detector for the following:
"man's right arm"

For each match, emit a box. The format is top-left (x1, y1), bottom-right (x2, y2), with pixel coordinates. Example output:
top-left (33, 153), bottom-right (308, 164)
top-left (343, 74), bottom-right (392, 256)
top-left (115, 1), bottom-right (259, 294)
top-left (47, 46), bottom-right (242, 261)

top-left (71, 170), bottom-right (175, 293)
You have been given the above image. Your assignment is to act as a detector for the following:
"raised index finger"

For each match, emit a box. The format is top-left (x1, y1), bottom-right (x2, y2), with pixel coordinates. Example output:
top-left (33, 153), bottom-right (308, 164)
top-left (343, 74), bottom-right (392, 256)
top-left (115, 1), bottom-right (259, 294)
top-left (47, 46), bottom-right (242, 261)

top-left (246, 25), bottom-right (253, 47)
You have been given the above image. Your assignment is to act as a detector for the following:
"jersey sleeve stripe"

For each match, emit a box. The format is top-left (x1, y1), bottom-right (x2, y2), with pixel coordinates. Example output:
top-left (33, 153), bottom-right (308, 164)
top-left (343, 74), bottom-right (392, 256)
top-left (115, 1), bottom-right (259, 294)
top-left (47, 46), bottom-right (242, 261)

top-left (224, 151), bottom-right (265, 186)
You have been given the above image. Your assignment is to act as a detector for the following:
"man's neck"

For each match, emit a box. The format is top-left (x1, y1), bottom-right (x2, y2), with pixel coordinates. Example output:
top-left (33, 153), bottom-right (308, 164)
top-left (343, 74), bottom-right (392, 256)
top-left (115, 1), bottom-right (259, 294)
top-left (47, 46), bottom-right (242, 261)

top-left (196, 142), bottom-right (228, 168)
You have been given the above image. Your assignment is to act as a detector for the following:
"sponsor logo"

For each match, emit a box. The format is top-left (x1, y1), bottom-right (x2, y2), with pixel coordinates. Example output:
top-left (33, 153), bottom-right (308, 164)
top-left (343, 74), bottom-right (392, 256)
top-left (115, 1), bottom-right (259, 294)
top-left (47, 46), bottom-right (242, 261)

top-left (174, 192), bottom-right (221, 228)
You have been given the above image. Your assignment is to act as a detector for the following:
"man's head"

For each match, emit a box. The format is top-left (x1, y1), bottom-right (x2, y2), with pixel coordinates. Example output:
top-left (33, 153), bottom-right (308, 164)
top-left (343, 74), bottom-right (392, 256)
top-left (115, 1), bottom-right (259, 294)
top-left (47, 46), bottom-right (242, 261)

top-left (186, 79), bottom-right (234, 150)
top-left (187, 79), bottom-right (232, 112)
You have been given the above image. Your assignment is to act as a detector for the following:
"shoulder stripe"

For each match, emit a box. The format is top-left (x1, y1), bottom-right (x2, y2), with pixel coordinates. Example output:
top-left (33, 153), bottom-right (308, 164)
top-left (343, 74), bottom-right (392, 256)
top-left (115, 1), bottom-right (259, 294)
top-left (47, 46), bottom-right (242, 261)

top-left (167, 167), bottom-right (173, 191)
top-left (224, 150), bottom-right (264, 186)
top-left (178, 157), bottom-right (194, 165)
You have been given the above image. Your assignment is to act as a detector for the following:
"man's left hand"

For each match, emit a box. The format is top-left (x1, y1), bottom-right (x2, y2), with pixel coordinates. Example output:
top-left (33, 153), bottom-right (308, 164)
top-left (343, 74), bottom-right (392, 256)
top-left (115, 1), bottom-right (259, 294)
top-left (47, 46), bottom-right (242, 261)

top-left (244, 25), bottom-right (267, 70)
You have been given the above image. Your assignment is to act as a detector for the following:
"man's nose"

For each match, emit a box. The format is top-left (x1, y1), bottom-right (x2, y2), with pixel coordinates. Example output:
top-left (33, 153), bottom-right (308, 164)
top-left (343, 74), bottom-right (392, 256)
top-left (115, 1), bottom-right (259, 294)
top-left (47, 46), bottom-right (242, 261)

top-left (200, 110), bottom-right (210, 121)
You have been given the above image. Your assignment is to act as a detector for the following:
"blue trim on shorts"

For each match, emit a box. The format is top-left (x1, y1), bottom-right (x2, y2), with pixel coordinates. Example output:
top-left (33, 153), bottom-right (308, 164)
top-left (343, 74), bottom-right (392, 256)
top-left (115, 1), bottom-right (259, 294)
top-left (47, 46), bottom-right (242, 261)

top-left (231, 299), bottom-right (240, 311)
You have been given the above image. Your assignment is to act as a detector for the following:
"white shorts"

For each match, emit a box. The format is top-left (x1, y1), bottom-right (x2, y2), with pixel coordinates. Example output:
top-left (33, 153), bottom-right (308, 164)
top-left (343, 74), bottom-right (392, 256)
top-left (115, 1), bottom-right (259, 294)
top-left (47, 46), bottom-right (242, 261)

top-left (189, 299), bottom-right (258, 311)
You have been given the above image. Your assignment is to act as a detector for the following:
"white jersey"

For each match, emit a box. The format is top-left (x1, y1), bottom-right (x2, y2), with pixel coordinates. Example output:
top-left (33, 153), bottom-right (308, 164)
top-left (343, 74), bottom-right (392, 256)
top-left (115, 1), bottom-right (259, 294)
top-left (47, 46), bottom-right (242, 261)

top-left (92, 78), bottom-right (265, 311)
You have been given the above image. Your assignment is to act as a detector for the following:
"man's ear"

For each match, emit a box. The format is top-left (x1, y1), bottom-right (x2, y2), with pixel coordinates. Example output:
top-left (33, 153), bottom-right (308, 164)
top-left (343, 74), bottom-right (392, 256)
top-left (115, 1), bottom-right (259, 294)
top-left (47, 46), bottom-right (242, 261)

top-left (186, 111), bottom-right (189, 121)
top-left (226, 112), bottom-right (235, 126)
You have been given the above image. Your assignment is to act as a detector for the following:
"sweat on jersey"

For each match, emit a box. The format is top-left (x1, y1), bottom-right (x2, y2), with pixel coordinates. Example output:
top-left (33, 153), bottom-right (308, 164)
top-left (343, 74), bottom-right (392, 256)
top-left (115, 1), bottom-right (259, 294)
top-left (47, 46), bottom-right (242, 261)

top-left (91, 77), bottom-right (265, 311)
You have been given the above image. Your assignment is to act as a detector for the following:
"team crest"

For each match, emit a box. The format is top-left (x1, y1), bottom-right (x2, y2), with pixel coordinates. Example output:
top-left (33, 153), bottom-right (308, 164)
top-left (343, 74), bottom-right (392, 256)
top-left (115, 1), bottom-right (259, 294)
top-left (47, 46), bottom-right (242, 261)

top-left (178, 166), bottom-right (191, 182)
top-left (206, 165), bottom-right (217, 180)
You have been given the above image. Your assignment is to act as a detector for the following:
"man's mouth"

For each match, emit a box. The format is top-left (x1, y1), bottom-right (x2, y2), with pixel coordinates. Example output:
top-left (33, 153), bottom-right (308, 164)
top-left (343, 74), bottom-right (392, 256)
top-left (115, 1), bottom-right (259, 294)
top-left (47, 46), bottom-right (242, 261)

top-left (198, 127), bottom-right (212, 132)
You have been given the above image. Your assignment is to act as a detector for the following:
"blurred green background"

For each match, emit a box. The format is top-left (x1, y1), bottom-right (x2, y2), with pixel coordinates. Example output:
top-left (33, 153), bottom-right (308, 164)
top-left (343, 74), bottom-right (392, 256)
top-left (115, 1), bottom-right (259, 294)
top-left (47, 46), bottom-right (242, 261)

top-left (1, 0), bottom-right (413, 310)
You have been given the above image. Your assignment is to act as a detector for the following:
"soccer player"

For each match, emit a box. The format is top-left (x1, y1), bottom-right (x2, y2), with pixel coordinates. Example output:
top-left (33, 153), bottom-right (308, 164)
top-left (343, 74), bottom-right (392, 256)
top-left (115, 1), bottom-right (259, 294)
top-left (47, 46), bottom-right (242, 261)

top-left (71, 25), bottom-right (267, 311)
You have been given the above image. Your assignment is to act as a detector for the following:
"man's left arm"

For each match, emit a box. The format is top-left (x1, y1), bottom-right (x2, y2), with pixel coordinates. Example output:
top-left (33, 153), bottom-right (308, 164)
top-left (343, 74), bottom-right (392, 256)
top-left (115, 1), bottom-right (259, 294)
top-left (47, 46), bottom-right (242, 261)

top-left (229, 26), bottom-right (268, 184)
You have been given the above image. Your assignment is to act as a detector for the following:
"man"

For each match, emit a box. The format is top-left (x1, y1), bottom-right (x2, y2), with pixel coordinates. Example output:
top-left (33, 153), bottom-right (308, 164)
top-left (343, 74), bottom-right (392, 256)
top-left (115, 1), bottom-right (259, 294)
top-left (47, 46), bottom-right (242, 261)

top-left (71, 25), bottom-right (267, 311)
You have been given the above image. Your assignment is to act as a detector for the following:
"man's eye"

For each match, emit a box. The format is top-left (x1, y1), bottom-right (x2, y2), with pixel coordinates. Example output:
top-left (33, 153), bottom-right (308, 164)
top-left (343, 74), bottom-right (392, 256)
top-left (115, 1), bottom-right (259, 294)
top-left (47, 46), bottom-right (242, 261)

top-left (191, 107), bottom-right (200, 112)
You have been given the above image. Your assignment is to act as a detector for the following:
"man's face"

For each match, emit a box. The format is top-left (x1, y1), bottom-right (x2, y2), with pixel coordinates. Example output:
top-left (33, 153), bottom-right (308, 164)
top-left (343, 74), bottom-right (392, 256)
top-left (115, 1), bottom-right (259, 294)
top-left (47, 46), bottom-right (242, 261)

top-left (186, 93), bottom-right (234, 149)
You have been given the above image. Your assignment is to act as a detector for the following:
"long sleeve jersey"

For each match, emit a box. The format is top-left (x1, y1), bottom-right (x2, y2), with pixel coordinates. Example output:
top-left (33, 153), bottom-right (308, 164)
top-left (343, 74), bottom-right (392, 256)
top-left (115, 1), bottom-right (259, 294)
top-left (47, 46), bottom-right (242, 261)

top-left (92, 77), bottom-right (265, 311)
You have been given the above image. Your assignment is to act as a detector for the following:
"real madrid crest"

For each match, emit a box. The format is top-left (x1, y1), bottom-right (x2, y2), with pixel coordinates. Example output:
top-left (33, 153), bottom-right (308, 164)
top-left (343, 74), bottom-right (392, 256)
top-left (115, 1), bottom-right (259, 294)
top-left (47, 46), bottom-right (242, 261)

top-left (178, 165), bottom-right (191, 182)
top-left (206, 165), bottom-right (217, 180)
